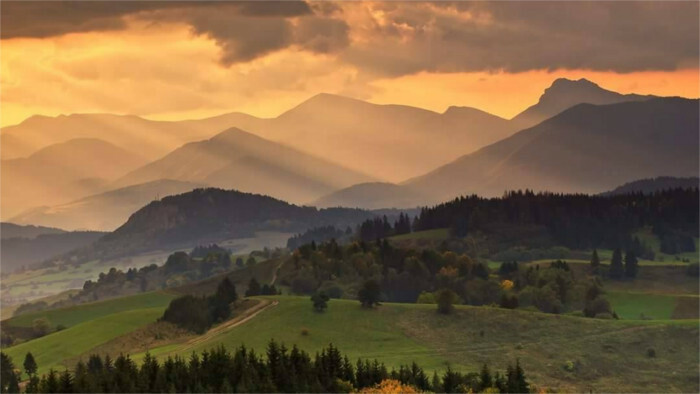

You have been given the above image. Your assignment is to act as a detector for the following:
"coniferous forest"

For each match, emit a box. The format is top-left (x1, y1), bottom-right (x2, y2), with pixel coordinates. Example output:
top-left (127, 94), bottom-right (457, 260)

top-left (0, 342), bottom-right (529, 393)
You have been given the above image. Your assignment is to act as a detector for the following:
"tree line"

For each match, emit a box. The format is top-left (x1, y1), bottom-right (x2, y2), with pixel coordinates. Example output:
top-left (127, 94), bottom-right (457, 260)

top-left (413, 189), bottom-right (698, 251)
top-left (1, 341), bottom-right (530, 393)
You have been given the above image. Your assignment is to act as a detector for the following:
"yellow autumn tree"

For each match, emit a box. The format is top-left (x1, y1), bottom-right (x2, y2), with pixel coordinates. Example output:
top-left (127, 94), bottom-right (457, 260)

top-left (357, 379), bottom-right (418, 393)
top-left (501, 279), bottom-right (514, 290)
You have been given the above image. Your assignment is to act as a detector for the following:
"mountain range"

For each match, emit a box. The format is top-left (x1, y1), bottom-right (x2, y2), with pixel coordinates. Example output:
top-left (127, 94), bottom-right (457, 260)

top-left (112, 128), bottom-right (374, 205)
top-left (1, 138), bottom-right (148, 218)
top-left (9, 179), bottom-right (203, 231)
top-left (2, 77), bottom-right (697, 225)
top-left (406, 97), bottom-right (698, 201)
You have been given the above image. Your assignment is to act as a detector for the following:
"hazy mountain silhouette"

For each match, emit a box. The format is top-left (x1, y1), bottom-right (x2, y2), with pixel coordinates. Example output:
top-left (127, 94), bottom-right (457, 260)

top-left (407, 98), bottom-right (699, 200)
top-left (0, 112), bottom-right (262, 161)
top-left (601, 176), bottom-right (700, 196)
top-left (1, 138), bottom-right (148, 219)
top-left (313, 182), bottom-right (429, 210)
top-left (113, 128), bottom-right (374, 204)
top-left (1, 230), bottom-right (105, 273)
top-left (248, 93), bottom-right (515, 182)
top-left (0, 222), bottom-right (66, 239)
top-left (10, 179), bottom-right (203, 231)
top-left (511, 78), bottom-right (653, 127)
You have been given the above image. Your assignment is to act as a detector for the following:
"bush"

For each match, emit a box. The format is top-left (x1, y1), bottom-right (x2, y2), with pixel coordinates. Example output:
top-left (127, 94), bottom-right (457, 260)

top-left (563, 360), bottom-right (576, 372)
top-left (32, 318), bottom-right (51, 337)
top-left (310, 291), bottom-right (330, 312)
top-left (647, 348), bottom-right (656, 358)
top-left (416, 291), bottom-right (436, 304)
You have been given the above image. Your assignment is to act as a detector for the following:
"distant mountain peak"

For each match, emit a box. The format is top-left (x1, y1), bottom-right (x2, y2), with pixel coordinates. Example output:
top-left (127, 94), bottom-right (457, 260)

top-left (511, 77), bottom-right (652, 126)
top-left (540, 78), bottom-right (610, 102)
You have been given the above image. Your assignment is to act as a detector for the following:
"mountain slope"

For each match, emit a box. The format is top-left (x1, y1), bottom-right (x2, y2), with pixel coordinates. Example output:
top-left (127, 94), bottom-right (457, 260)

top-left (10, 180), bottom-right (203, 231)
top-left (114, 128), bottom-right (374, 204)
top-left (313, 182), bottom-right (429, 209)
top-left (1, 231), bottom-right (106, 273)
top-left (0, 112), bottom-right (263, 161)
top-left (0, 223), bottom-right (66, 240)
top-left (511, 78), bottom-right (653, 127)
top-left (601, 176), bottom-right (700, 196)
top-left (1, 139), bottom-right (148, 219)
top-left (407, 98), bottom-right (699, 200)
top-left (58, 188), bottom-right (374, 262)
top-left (251, 93), bottom-right (515, 182)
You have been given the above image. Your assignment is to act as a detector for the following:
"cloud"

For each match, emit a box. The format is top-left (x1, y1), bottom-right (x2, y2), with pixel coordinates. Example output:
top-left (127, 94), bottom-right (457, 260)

top-left (1, 1), bottom-right (697, 75)
top-left (339, 1), bottom-right (699, 75)
top-left (0, 1), bottom-right (312, 39)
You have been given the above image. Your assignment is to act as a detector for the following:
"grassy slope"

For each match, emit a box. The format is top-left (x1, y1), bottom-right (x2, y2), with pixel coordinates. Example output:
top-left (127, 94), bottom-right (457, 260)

top-left (4, 291), bottom-right (175, 328)
top-left (141, 296), bottom-right (698, 393)
top-left (4, 307), bottom-right (166, 375)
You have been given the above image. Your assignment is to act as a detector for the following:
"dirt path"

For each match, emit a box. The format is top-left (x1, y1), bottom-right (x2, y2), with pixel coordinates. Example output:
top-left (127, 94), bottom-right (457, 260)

top-left (179, 298), bottom-right (278, 351)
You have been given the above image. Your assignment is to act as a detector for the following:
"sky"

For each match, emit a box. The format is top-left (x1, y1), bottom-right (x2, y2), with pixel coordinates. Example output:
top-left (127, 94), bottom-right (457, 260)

top-left (1, 1), bottom-right (699, 127)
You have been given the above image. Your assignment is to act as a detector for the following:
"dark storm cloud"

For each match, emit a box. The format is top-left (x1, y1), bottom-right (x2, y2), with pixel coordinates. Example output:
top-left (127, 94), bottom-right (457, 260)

top-left (2, 1), bottom-right (697, 73)
top-left (342, 1), bottom-right (699, 75)
top-left (0, 1), bottom-right (311, 38)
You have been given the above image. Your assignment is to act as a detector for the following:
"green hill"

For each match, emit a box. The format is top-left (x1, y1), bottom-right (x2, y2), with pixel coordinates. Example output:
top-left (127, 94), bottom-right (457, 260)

top-left (135, 296), bottom-right (697, 393)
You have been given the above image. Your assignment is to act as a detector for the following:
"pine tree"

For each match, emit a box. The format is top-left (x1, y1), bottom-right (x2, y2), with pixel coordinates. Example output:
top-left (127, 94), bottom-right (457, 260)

top-left (479, 363), bottom-right (492, 390)
top-left (609, 248), bottom-right (624, 280)
top-left (59, 369), bottom-right (73, 393)
top-left (624, 249), bottom-right (639, 278)
top-left (245, 278), bottom-right (261, 297)
top-left (590, 249), bottom-right (601, 273)
top-left (23, 352), bottom-right (38, 377)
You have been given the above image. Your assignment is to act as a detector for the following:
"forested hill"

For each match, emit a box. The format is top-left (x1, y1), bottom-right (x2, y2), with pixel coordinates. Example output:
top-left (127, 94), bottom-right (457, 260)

top-left (413, 188), bottom-right (699, 250)
top-left (58, 188), bottom-right (375, 263)
top-left (601, 176), bottom-right (699, 196)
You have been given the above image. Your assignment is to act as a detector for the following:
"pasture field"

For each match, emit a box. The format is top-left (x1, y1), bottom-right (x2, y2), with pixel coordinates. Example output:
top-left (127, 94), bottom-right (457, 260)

top-left (4, 291), bottom-right (175, 328)
top-left (607, 291), bottom-right (699, 320)
top-left (135, 296), bottom-right (698, 393)
top-left (3, 307), bottom-right (167, 375)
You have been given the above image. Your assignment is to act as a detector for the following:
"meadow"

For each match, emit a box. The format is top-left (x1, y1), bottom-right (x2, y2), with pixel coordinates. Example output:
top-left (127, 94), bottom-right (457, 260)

top-left (135, 296), bottom-right (698, 393)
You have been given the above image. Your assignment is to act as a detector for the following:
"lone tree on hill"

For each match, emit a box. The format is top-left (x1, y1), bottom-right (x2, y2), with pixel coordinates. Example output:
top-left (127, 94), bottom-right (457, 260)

top-left (435, 289), bottom-right (458, 314)
top-left (311, 291), bottom-right (330, 312)
top-left (23, 352), bottom-right (37, 376)
top-left (358, 280), bottom-right (381, 308)
top-left (624, 249), bottom-right (639, 278)
top-left (609, 248), bottom-right (624, 280)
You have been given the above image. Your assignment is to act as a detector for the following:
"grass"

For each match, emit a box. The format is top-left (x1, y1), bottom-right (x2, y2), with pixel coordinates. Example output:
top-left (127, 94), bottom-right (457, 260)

top-left (607, 291), bottom-right (678, 320)
top-left (607, 291), bottom-right (699, 320)
top-left (4, 291), bottom-right (175, 328)
top-left (3, 307), bottom-right (166, 375)
top-left (136, 296), bottom-right (698, 393)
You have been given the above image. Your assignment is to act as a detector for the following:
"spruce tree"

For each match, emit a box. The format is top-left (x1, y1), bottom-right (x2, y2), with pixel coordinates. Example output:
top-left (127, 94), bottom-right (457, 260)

top-left (590, 249), bottom-right (601, 273)
top-left (609, 248), bottom-right (624, 280)
top-left (245, 278), bottom-right (261, 297)
top-left (479, 363), bottom-right (492, 390)
top-left (23, 352), bottom-right (38, 377)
